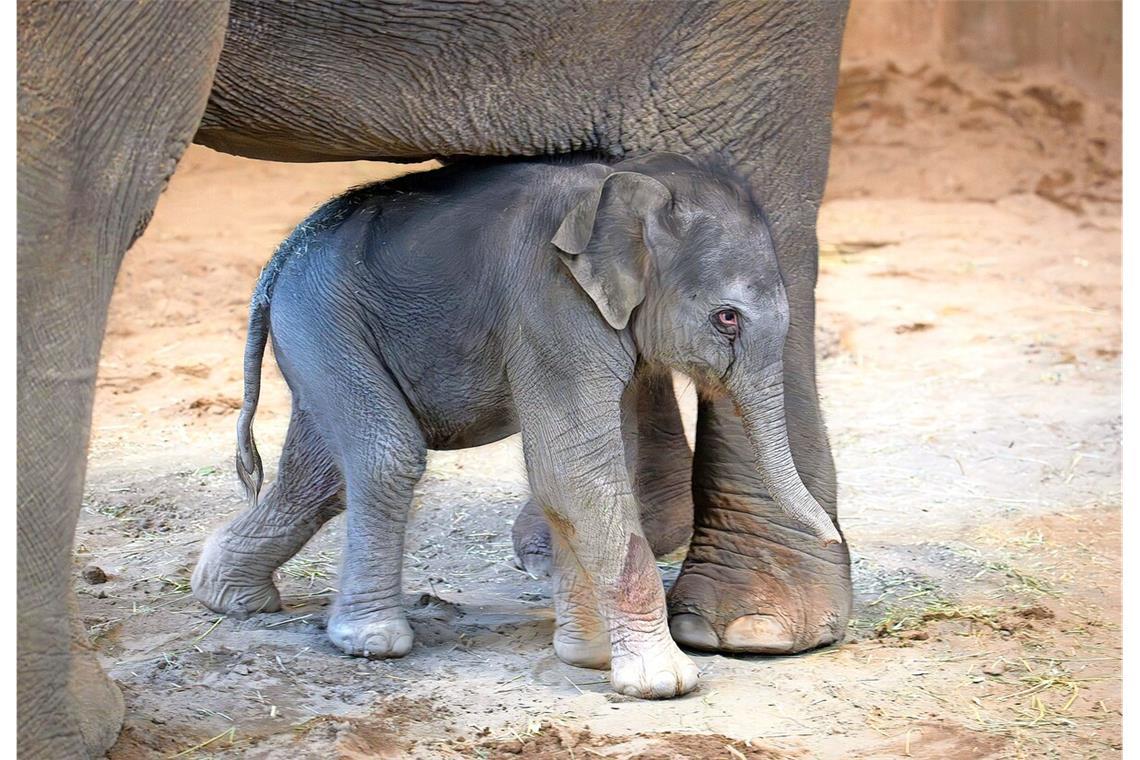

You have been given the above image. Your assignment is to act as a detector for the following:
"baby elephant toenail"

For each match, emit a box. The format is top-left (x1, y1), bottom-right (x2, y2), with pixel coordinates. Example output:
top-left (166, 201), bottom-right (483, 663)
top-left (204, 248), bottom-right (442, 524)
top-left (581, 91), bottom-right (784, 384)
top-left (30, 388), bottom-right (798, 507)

top-left (651, 671), bottom-right (679, 697)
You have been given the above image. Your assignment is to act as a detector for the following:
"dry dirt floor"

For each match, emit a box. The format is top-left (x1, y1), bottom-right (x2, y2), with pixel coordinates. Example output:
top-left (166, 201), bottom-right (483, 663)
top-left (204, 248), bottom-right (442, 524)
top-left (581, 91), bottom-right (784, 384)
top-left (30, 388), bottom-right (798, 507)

top-left (79, 66), bottom-right (1121, 760)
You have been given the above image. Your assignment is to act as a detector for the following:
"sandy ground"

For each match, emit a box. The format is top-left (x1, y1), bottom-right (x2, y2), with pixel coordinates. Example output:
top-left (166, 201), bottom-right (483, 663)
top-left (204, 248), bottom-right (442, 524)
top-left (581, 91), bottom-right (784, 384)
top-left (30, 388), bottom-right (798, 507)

top-left (78, 64), bottom-right (1121, 759)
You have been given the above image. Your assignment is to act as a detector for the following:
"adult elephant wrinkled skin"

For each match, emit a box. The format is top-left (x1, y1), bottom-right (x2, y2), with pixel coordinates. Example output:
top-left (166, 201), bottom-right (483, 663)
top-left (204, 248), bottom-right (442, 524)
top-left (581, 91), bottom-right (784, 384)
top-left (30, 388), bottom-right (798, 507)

top-left (17, 1), bottom-right (852, 755)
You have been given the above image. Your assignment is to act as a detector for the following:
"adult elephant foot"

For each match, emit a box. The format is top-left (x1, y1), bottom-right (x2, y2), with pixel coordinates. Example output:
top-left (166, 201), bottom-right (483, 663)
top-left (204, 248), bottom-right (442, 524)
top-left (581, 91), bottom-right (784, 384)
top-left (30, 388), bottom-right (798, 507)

top-left (64, 591), bottom-right (125, 758)
top-left (667, 530), bottom-right (851, 653)
top-left (69, 642), bottom-right (125, 757)
top-left (327, 612), bottom-right (415, 659)
top-left (667, 396), bottom-right (852, 654)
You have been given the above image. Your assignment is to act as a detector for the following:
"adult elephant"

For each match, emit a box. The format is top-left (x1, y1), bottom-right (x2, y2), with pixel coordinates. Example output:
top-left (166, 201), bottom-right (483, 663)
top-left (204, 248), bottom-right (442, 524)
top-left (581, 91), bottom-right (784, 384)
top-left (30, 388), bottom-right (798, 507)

top-left (17, 1), bottom-right (852, 756)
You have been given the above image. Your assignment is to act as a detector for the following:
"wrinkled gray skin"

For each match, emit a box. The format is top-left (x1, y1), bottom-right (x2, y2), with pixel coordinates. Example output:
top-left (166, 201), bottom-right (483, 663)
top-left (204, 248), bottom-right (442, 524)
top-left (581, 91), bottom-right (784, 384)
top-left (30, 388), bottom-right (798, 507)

top-left (192, 155), bottom-right (839, 700)
top-left (18, 1), bottom-right (851, 755)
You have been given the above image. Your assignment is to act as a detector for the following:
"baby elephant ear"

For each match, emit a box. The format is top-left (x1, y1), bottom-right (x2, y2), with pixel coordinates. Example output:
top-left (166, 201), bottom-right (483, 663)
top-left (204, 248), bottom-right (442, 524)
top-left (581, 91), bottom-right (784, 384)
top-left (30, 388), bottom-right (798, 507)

top-left (552, 171), bottom-right (672, 330)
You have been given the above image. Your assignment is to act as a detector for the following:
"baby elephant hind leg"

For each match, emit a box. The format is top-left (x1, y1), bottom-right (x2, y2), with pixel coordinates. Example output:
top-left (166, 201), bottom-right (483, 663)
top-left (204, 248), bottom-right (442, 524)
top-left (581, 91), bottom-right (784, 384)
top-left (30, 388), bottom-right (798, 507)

top-left (510, 498), bottom-right (554, 577)
top-left (192, 406), bottom-right (344, 619)
top-left (319, 367), bottom-right (427, 661)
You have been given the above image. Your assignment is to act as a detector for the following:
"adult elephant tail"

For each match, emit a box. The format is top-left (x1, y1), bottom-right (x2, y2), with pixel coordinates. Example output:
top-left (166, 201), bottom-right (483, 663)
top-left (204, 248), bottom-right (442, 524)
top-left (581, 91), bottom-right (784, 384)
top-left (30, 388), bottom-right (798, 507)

top-left (235, 286), bottom-right (270, 508)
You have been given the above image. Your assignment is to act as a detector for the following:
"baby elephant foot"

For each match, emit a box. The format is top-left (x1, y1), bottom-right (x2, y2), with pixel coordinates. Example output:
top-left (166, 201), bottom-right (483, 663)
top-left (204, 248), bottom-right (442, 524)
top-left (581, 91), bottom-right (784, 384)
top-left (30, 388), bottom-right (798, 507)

top-left (327, 611), bottom-right (414, 659)
top-left (517, 547), bottom-right (553, 578)
top-left (610, 641), bottom-right (700, 699)
top-left (191, 537), bottom-right (282, 619)
top-left (511, 499), bottom-right (554, 577)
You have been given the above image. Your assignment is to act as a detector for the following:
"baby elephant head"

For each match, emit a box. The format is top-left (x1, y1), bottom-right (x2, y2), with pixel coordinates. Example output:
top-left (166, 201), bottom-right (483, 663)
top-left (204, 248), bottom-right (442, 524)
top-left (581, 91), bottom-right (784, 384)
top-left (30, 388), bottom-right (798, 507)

top-left (552, 153), bottom-right (841, 546)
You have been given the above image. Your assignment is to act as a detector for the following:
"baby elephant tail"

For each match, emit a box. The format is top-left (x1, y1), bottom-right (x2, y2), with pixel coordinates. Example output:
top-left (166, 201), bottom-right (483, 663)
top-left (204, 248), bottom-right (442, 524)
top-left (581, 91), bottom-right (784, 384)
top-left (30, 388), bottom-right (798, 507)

top-left (236, 296), bottom-right (269, 509)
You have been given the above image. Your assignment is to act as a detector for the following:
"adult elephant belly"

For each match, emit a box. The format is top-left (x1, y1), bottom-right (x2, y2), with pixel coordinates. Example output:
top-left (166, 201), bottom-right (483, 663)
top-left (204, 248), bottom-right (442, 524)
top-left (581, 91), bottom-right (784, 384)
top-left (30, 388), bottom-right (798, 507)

top-left (196, 0), bottom-right (854, 657)
top-left (196, 0), bottom-right (677, 162)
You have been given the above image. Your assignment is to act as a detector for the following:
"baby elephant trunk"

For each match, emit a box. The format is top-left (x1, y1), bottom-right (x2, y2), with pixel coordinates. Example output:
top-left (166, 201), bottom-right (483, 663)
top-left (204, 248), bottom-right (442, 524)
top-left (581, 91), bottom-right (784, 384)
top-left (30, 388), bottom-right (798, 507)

top-left (729, 364), bottom-right (842, 546)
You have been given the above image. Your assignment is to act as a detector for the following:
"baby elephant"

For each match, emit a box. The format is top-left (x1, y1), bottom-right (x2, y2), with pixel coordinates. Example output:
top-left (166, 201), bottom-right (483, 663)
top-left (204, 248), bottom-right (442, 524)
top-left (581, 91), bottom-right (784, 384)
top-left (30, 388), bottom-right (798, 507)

top-left (192, 153), bottom-right (840, 699)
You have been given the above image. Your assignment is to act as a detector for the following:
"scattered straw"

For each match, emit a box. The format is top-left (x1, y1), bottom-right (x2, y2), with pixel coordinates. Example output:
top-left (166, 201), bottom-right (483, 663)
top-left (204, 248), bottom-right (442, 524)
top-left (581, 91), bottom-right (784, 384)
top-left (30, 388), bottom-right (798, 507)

top-left (191, 616), bottom-right (223, 646)
top-left (265, 614), bottom-right (313, 628)
top-left (167, 727), bottom-right (235, 758)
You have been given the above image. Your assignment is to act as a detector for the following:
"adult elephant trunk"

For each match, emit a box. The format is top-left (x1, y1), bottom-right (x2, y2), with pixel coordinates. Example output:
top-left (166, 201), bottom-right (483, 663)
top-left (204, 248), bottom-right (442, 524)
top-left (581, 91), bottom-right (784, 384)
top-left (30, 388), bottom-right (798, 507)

top-left (727, 362), bottom-right (842, 546)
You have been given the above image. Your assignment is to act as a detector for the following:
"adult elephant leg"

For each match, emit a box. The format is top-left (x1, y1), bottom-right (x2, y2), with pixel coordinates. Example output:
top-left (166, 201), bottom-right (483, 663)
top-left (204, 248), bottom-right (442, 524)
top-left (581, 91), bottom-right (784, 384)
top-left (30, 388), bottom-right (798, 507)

top-left (17, 2), bottom-right (227, 756)
top-left (668, 390), bottom-right (851, 653)
top-left (66, 592), bottom-right (124, 757)
top-left (511, 368), bottom-right (693, 576)
top-left (649, 2), bottom-right (853, 652)
top-left (666, 162), bottom-right (853, 654)
top-left (630, 369), bottom-right (694, 557)
top-left (666, 194), bottom-right (853, 653)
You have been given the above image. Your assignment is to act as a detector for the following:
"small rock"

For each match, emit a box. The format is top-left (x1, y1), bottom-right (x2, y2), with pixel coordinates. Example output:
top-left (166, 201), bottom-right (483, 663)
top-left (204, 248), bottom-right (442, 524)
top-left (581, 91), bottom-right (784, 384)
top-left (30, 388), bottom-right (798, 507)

top-left (150, 716), bottom-right (166, 725)
top-left (982, 660), bottom-right (1006, 676)
top-left (556, 726), bottom-right (580, 749)
top-left (895, 321), bottom-right (934, 334)
top-left (498, 740), bottom-right (522, 754)
top-left (1017, 605), bottom-right (1055, 621)
top-left (172, 363), bottom-right (211, 379)
top-left (897, 629), bottom-right (929, 641)
top-left (233, 664), bottom-right (251, 676)
top-left (81, 565), bottom-right (108, 584)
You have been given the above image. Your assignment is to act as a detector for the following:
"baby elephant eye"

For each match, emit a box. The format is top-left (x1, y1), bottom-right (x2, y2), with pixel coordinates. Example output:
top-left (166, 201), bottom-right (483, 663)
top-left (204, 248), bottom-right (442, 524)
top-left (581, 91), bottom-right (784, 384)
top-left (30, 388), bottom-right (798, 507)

top-left (712, 308), bottom-right (739, 336)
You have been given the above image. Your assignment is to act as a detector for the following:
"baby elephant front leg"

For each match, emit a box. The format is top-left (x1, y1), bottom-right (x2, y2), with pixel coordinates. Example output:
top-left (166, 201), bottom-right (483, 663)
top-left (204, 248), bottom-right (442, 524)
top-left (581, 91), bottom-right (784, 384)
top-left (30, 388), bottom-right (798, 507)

top-left (528, 431), bottom-right (700, 699)
top-left (608, 531), bottom-right (700, 698)
top-left (547, 513), bottom-right (699, 698)
top-left (546, 515), bottom-right (609, 669)
top-left (514, 342), bottom-right (698, 698)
